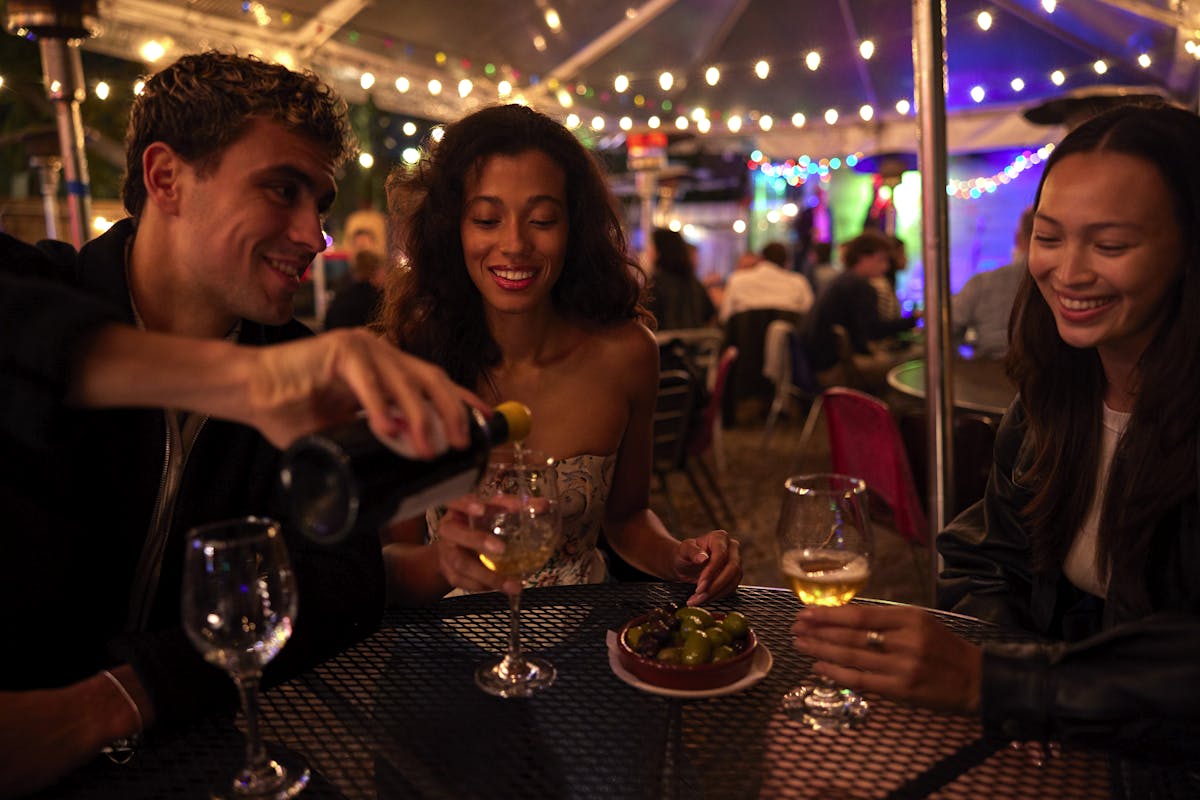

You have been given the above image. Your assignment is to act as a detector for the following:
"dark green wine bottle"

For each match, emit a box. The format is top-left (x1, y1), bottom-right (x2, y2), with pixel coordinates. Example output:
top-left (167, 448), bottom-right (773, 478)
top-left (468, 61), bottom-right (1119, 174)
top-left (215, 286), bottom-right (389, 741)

top-left (280, 402), bottom-right (532, 544)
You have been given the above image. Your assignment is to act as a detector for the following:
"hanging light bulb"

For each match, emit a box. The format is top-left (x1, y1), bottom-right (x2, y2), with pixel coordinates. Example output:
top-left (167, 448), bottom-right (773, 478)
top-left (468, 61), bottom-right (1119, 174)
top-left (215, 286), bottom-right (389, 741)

top-left (727, 115), bottom-right (743, 132)
top-left (428, 79), bottom-right (442, 95)
top-left (619, 116), bottom-right (633, 131)
top-left (977, 11), bottom-right (993, 31)
top-left (458, 78), bottom-right (473, 98)
top-left (395, 76), bottom-right (410, 93)
top-left (1050, 69), bottom-right (1066, 85)
top-left (705, 66), bottom-right (720, 86)
top-left (754, 60), bottom-right (769, 79)
top-left (859, 40), bottom-right (875, 60)
top-left (614, 74), bottom-right (629, 93)
top-left (1138, 53), bottom-right (1152, 68)
top-left (824, 108), bottom-right (839, 124)
top-left (497, 80), bottom-right (512, 96)
top-left (896, 99), bottom-right (911, 115)
top-left (659, 71), bottom-right (673, 91)
top-left (565, 113), bottom-right (581, 129)
top-left (859, 105), bottom-right (874, 121)
top-left (360, 72), bottom-right (376, 90)
top-left (648, 115), bottom-right (661, 129)
top-left (791, 112), bottom-right (806, 127)
top-left (805, 51), bottom-right (821, 71)
top-left (591, 115), bottom-right (605, 131)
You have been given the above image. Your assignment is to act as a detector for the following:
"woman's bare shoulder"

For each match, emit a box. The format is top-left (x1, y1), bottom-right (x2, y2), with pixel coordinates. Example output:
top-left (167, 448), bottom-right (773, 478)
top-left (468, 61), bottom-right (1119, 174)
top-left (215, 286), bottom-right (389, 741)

top-left (585, 319), bottom-right (658, 369)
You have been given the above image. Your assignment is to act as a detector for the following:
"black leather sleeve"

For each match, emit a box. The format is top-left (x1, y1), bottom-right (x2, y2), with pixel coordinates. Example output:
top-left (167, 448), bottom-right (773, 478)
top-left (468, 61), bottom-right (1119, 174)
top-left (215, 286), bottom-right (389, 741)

top-left (0, 236), bottom-right (122, 458)
top-left (981, 613), bottom-right (1200, 763)
top-left (937, 402), bottom-right (1039, 630)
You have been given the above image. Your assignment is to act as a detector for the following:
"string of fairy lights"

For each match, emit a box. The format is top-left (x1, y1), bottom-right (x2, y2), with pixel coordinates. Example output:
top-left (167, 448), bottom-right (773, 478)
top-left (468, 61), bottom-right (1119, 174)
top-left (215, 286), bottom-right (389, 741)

top-left (0, 0), bottom-right (1181, 208)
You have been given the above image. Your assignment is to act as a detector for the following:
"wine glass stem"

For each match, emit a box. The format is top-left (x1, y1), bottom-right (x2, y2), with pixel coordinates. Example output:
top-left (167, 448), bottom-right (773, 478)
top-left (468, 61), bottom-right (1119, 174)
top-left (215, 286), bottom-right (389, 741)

top-left (233, 672), bottom-right (271, 778)
top-left (504, 590), bottom-right (526, 671)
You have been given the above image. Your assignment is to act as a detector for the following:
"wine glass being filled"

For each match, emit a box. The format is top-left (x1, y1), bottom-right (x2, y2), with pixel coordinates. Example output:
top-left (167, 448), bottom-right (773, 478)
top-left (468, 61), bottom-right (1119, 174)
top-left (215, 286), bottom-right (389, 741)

top-left (774, 474), bottom-right (873, 730)
top-left (472, 450), bottom-right (562, 697)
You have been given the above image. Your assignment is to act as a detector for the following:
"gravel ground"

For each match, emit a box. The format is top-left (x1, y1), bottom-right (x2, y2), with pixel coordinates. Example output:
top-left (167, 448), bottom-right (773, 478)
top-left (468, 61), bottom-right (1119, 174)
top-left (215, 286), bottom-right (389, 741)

top-left (651, 404), bottom-right (937, 607)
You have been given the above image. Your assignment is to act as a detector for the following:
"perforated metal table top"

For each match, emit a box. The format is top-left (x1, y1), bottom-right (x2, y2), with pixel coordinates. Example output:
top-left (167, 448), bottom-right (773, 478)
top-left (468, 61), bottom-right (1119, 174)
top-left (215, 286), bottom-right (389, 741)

top-left (37, 583), bottom-right (1199, 799)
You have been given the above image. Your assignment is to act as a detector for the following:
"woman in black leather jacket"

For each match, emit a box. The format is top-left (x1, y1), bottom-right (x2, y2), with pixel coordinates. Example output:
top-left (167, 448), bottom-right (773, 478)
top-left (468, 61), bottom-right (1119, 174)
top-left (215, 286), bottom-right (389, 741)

top-left (789, 103), bottom-right (1200, 765)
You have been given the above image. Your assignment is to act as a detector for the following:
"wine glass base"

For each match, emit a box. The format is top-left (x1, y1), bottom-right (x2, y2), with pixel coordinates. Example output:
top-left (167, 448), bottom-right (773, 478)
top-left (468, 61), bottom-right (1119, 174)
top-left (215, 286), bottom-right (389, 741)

top-left (782, 686), bottom-right (869, 731)
top-left (475, 656), bottom-right (557, 698)
top-left (214, 751), bottom-right (310, 799)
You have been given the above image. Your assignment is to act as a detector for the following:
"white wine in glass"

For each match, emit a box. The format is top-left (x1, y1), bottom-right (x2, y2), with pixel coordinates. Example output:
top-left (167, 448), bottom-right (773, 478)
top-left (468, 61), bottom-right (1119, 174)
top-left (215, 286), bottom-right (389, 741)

top-left (775, 474), bottom-right (873, 730)
top-left (182, 517), bottom-right (309, 799)
top-left (472, 451), bottom-right (561, 698)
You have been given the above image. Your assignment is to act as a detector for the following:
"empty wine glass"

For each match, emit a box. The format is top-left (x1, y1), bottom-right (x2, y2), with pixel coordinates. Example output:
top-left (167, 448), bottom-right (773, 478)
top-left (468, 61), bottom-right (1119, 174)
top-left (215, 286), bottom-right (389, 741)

top-left (182, 516), bottom-right (309, 798)
top-left (774, 474), bottom-right (873, 730)
top-left (472, 450), bottom-right (561, 697)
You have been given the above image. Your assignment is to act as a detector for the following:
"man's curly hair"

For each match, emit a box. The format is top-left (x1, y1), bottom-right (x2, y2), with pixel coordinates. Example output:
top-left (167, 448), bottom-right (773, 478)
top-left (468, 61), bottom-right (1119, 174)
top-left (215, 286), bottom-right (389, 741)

top-left (122, 51), bottom-right (355, 217)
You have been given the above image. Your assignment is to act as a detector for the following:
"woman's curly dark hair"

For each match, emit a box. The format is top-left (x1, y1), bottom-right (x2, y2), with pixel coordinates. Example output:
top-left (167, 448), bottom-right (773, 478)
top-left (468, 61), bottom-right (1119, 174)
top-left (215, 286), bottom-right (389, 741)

top-left (1005, 103), bottom-right (1200, 606)
top-left (375, 104), bottom-right (649, 389)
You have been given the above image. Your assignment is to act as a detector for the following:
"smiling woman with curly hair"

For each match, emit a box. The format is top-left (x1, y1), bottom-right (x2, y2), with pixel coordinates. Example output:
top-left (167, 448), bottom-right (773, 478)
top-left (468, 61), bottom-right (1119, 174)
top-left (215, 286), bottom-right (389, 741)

top-left (375, 103), bottom-right (742, 606)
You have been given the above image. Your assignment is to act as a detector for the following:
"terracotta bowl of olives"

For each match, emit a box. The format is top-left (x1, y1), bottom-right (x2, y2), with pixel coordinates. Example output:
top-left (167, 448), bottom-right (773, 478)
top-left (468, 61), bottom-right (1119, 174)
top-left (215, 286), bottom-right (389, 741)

top-left (616, 603), bottom-right (757, 691)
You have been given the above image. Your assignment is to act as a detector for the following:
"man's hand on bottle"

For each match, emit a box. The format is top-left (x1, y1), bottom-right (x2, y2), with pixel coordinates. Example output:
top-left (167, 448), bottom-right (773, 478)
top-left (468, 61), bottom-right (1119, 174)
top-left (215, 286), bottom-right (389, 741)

top-left (244, 328), bottom-right (489, 454)
top-left (673, 530), bottom-right (743, 605)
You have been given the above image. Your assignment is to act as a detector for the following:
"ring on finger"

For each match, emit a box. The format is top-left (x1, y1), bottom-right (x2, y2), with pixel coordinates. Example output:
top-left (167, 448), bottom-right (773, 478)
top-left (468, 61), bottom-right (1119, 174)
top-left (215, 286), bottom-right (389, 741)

top-left (866, 629), bottom-right (886, 651)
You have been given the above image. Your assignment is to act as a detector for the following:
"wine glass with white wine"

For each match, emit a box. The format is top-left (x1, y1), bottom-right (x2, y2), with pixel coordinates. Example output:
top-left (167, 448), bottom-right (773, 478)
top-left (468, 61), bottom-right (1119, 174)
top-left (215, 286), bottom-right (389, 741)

top-left (775, 474), bottom-right (873, 730)
top-left (182, 517), bottom-right (309, 798)
top-left (472, 450), bottom-right (561, 697)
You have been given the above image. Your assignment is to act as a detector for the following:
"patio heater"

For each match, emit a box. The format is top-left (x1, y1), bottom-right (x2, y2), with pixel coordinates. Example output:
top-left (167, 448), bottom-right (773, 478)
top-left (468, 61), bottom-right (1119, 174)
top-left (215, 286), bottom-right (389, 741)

top-left (22, 127), bottom-right (64, 240)
top-left (5, 0), bottom-right (99, 248)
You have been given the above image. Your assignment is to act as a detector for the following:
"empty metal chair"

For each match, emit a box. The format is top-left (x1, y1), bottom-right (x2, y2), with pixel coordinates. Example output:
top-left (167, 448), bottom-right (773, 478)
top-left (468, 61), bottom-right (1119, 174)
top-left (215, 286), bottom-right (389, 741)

top-left (762, 320), bottom-right (824, 450)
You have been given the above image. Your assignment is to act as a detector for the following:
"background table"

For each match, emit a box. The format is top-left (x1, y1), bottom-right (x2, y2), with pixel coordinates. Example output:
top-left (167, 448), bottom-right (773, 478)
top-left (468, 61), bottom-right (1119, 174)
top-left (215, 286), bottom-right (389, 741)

top-left (37, 584), bottom-right (1198, 799)
top-left (887, 358), bottom-right (1015, 418)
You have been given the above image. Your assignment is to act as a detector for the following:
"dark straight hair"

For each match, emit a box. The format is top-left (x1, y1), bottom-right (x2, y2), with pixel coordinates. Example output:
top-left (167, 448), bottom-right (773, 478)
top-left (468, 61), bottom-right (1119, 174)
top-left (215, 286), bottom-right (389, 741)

top-left (1006, 103), bottom-right (1200, 605)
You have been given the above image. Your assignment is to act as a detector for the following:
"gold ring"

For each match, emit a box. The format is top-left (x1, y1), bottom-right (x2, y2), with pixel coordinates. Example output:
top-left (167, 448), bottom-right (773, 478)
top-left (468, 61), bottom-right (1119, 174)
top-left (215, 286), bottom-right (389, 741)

top-left (866, 629), bottom-right (886, 650)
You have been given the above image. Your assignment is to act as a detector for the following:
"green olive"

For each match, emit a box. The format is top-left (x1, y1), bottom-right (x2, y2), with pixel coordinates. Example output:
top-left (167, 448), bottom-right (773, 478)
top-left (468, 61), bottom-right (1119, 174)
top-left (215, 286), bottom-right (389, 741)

top-left (656, 646), bottom-right (683, 664)
top-left (704, 626), bottom-right (731, 648)
top-left (681, 631), bottom-right (713, 666)
top-left (721, 611), bottom-right (749, 638)
top-left (675, 606), bottom-right (716, 629)
top-left (711, 644), bottom-right (736, 663)
top-left (625, 624), bottom-right (646, 650)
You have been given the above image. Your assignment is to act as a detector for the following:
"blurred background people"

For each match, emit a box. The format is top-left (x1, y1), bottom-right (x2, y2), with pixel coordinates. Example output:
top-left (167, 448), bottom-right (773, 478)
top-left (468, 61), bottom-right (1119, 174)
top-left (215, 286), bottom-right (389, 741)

top-left (647, 227), bottom-right (716, 331)
top-left (952, 206), bottom-right (1035, 359)
top-left (803, 232), bottom-right (920, 391)
top-left (718, 241), bottom-right (814, 323)
top-left (324, 248), bottom-right (387, 329)
top-left (342, 207), bottom-right (388, 260)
